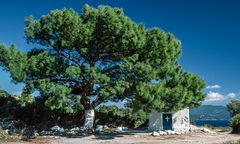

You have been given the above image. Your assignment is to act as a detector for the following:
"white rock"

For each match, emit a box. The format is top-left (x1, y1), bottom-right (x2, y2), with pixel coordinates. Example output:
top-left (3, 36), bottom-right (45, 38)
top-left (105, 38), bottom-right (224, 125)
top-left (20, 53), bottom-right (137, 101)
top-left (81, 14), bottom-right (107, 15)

top-left (40, 130), bottom-right (48, 135)
top-left (70, 127), bottom-right (80, 132)
top-left (189, 125), bottom-right (200, 132)
top-left (158, 131), bottom-right (167, 135)
top-left (151, 131), bottom-right (160, 136)
top-left (78, 127), bottom-right (85, 131)
top-left (67, 131), bottom-right (76, 135)
top-left (115, 126), bottom-right (128, 133)
top-left (103, 125), bottom-right (109, 129)
top-left (33, 130), bottom-right (39, 136)
top-left (176, 132), bottom-right (182, 135)
top-left (5, 129), bottom-right (10, 135)
top-left (165, 130), bottom-right (175, 135)
top-left (51, 125), bottom-right (65, 133)
top-left (115, 127), bottom-right (123, 132)
top-left (58, 127), bottom-right (65, 133)
top-left (96, 125), bottom-right (103, 132)
top-left (201, 128), bottom-right (214, 133)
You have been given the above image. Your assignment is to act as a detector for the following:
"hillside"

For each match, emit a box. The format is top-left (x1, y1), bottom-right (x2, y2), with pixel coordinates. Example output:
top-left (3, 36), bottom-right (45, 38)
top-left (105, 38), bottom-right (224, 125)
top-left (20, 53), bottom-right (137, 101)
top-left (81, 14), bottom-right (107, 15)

top-left (0, 90), bottom-right (11, 97)
top-left (190, 105), bottom-right (231, 121)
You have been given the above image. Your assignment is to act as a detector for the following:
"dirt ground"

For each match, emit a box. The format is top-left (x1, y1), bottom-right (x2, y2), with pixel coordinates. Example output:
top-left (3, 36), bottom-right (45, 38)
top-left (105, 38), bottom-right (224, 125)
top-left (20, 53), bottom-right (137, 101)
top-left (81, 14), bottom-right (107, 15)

top-left (1, 130), bottom-right (240, 144)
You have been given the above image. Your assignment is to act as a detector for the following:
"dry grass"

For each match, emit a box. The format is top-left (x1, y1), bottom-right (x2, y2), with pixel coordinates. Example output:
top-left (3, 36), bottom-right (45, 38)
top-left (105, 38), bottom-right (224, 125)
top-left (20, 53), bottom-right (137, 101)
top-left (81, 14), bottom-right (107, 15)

top-left (223, 140), bottom-right (240, 144)
top-left (0, 128), bottom-right (20, 143)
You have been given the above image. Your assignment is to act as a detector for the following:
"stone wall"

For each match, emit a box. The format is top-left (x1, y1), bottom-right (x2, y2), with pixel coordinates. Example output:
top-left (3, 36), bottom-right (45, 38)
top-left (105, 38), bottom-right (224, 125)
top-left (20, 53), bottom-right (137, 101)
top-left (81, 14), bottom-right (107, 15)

top-left (172, 108), bottom-right (190, 132)
top-left (148, 111), bottom-right (163, 131)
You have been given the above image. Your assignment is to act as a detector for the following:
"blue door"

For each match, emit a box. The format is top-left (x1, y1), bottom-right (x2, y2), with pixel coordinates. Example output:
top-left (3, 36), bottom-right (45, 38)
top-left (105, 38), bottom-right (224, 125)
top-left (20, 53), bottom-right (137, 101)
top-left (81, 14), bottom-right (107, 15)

top-left (163, 113), bottom-right (172, 130)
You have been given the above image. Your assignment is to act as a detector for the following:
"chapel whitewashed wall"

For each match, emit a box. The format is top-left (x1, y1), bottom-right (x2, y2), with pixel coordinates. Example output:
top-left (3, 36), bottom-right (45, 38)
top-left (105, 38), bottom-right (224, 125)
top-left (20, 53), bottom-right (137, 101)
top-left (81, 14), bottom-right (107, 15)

top-left (148, 108), bottom-right (190, 132)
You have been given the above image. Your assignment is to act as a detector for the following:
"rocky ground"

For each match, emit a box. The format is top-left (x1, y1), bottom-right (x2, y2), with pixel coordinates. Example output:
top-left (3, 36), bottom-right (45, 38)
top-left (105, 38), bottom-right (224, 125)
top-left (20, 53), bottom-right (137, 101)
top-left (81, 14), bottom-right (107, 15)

top-left (1, 128), bottom-right (240, 144)
top-left (0, 119), bottom-right (239, 144)
top-left (49, 132), bottom-right (240, 144)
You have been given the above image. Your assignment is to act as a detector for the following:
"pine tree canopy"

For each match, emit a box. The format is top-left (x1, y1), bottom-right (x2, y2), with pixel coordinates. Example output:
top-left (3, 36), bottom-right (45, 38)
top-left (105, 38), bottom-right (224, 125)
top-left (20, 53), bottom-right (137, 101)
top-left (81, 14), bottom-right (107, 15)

top-left (0, 5), bottom-right (206, 113)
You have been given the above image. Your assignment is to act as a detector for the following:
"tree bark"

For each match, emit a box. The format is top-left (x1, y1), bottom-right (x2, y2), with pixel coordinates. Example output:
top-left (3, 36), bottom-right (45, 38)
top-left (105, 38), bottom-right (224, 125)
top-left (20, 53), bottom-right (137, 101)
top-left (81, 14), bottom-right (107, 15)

top-left (80, 94), bottom-right (95, 129)
top-left (83, 109), bottom-right (95, 129)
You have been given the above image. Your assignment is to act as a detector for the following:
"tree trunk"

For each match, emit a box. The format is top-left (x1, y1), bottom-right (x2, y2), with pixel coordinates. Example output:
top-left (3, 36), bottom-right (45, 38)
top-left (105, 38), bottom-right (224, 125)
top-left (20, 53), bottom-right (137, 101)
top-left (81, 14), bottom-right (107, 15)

top-left (83, 109), bottom-right (95, 129)
top-left (80, 93), bottom-right (94, 129)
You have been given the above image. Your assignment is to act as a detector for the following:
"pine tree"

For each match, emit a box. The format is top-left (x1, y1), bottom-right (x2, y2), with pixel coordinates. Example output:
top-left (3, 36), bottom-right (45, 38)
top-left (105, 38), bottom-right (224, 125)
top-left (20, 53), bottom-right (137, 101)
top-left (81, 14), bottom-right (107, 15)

top-left (0, 5), bottom-right (205, 129)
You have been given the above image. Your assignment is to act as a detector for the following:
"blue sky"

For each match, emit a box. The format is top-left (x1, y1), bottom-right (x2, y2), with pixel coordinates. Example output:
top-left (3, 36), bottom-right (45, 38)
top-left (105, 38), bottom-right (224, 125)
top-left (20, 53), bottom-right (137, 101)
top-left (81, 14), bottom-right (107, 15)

top-left (0, 0), bottom-right (239, 105)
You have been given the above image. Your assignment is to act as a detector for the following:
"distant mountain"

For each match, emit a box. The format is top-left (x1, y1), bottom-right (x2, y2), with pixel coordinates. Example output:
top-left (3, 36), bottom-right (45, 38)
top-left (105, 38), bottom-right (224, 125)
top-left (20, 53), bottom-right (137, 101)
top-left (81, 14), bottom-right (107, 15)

top-left (190, 105), bottom-right (231, 121)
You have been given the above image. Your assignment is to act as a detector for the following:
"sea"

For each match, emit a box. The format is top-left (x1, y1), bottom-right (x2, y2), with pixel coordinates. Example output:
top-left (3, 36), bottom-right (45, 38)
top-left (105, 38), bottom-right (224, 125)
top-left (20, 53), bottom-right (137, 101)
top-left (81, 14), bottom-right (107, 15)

top-left (194, 120), bottom-right (230, 127)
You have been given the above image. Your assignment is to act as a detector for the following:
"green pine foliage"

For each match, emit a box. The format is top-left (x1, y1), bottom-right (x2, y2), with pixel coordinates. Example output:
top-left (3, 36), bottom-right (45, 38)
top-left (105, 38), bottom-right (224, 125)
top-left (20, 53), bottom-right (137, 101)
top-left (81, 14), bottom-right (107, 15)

top-left (231, 114), bottom-right (240, 133)
top-left (227, 100), bottom-right (240, 133)
top-left (98, 105), bottom-right (148, 128)
top-left (0, 5), bottom-right (205, 117)
top-left (227, 99), bottom-right (240, 117)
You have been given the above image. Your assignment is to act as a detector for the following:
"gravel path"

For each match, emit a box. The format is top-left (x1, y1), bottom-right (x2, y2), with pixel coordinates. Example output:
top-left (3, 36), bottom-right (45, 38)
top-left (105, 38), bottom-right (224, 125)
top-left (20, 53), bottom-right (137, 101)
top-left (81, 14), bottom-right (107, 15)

top-left (1, 131), bottom-right (240, 144)
top-left (49, 132), bottom-right (240, 144)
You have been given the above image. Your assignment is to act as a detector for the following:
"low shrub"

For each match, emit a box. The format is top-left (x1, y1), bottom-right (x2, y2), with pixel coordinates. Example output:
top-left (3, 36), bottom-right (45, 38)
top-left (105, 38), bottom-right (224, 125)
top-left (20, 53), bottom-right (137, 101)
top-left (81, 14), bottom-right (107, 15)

top-left (97, 105), bottom-right (148, 128)
top-left (0, 90), bottom-right (20, 119)
top-left (230, 114), bottom-right (240, 133)
top-left (223, 140), bottom-right (240, 144)
top-left (1, 90), bottom-right (148, 129)
top-left (0, 91), bottom-right (84, 129)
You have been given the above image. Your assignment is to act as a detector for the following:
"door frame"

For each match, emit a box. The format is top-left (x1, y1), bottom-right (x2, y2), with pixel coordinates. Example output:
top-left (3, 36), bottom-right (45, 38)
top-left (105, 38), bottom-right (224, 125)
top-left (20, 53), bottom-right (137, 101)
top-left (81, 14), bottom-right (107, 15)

top-left (162, 112), bottom-right (173, 130)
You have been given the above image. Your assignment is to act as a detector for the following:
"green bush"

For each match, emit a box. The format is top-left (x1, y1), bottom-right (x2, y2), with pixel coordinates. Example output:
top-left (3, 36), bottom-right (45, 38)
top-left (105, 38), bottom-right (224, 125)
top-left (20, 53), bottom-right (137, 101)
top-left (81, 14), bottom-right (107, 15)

top-left (0, 90), bottom-right (84, 129)
top-left (0, 90), bottom-right (20, 119)
top-left (230, 114), bottom-right (240, 133)
top-left (227, 100), bottom-right (240, 117)
top-left (97, 105), bottom-right (148, 128)
top-left (223, 140), bottom-right (240, 144)
top-left (1, 89), bottom-right (149, 129)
